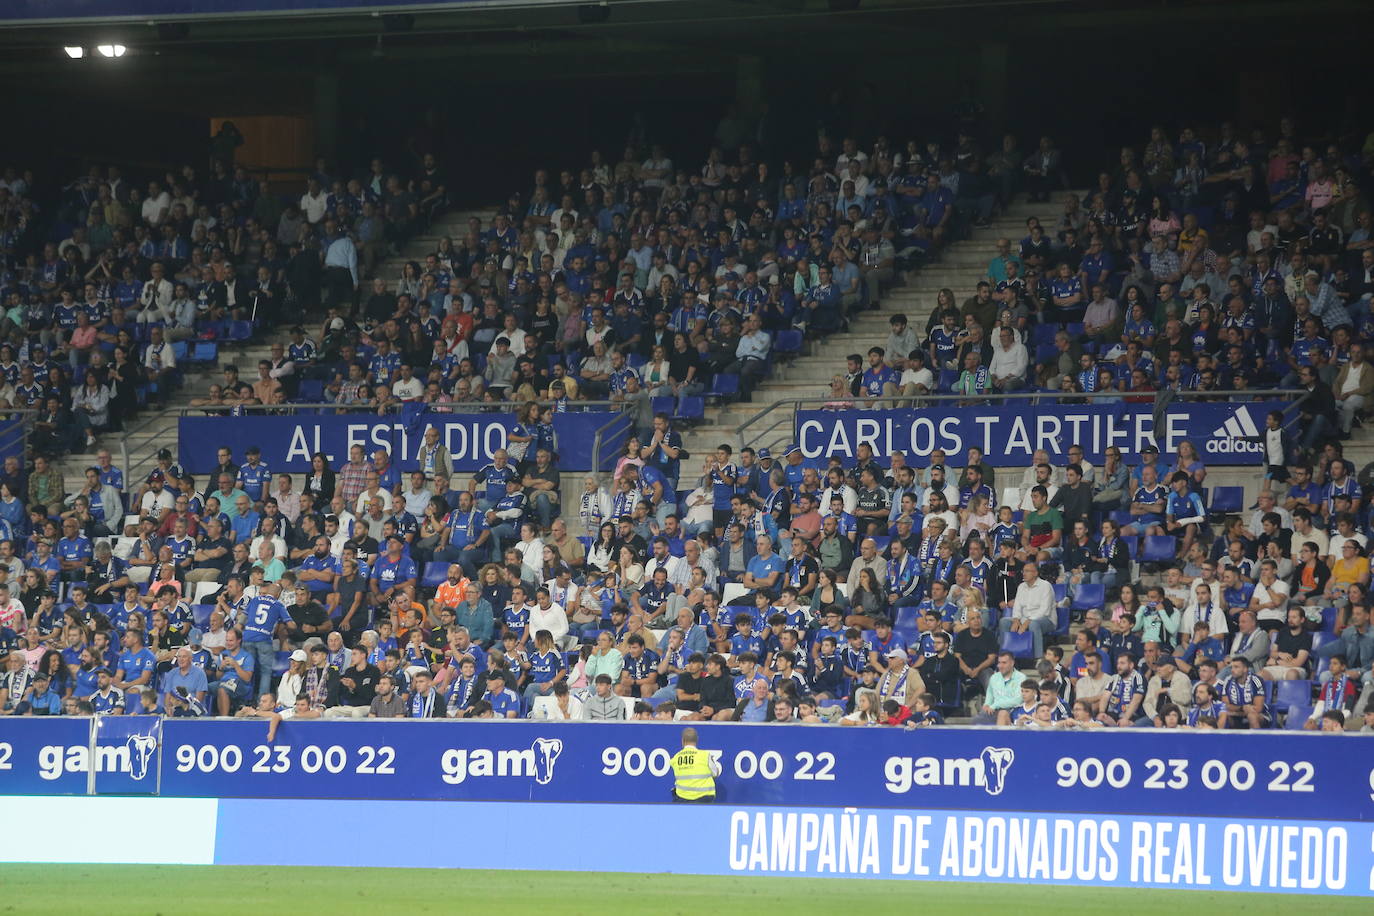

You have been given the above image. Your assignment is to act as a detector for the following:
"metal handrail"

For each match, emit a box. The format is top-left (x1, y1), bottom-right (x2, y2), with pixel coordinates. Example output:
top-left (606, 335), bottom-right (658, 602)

top-left (162, 398), bottom-right (626, 418)
top-left (590, 412), bottom-right (633, 481)
top-left (0, 410), bottom-right (42, 464)
top-left (733, 388), bottom-right (1305, 450)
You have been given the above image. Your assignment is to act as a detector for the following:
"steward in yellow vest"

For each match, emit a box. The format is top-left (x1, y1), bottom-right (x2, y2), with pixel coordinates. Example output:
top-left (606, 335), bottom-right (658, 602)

top-left (670, 727), bottom-right (720, 802)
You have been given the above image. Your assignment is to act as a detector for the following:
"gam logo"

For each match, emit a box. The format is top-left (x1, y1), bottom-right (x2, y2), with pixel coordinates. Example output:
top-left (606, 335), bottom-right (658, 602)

top-left (883, 747), bottom-right (1015, 796)
top-left (441, 738), bottom-right (563, 786)
top-left (39, 735), bottom-right (159, 782)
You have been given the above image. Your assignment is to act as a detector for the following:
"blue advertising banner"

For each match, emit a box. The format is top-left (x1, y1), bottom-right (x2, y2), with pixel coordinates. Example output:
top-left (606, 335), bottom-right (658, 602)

top-left (210, 798), bottom-right (1374, 895)
top-left (176, 410), bottom-right (620, 474)
top-left (92, 715), bottom-right (162, 795)
top-left (794, 401), bottom-right (1288, 467)
top-left (1, 794), bottom-right (1369, 895)
top-left (150, 721), bottom-right (1374, 822)
top-left (6, 719), bottom-right (1372, 827)
top-left (0, 716), bottom-right (93, 795)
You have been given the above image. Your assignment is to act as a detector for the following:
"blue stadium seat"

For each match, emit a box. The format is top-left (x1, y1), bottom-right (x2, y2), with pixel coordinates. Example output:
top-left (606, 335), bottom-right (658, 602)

top-left (421, 561), bottom-right (448, 589)
top-left (191, 341), bottom-right (219, 364)
top-left (190, 604), bottom-right (213, 629)
top-left (1140, 535), bottom-right (1176, 563)
top-left (937, 369), bottom-right (959, 392)
top-left (1055, 605), bottom-right (1069, 636)
top-left (1309, 632), bottom-right (1334, 677)
top-left (626, 353), bottom-right (646, 369)
top-left (870, 536), bottom-right (890, 553)
top-left (677, 396), bottom-right (705, 421)
top-left (1051, 583), bottom-right (1067, 605)
top-left (1283, 706), bottom-right (1312, 730)
top-left (1000, 630), bottom-right (1034, 659)
top-left (1208, 486), bottom-right (1243, 516)
top-left (708, 373), bottom-right (740, 400)
top-left (1272, 679), bottom-right (1312, 713)
top-left (1319, 605), bottom-right (1338, 633)
top-left (273, 651), bottom-right (291, 676)
top-left (1109, 510), bottom-right (1133, 529)
top-left (773, 329), bottom-right (803, 359)
top-left (297, 379), bottom-right (324, 402)
top-left (1071, 584), bottom-right (1105, 613)
top-left (227, 320), bottom-right (253, 341)
top-left (893, 606), bottom-right (921, 631)
top-left (651, 396), bottom-right (675, 416)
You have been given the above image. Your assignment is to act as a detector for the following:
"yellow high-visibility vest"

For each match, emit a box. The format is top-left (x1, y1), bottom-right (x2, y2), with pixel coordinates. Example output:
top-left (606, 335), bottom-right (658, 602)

top-left (671, 746), bottom-right (715, 799)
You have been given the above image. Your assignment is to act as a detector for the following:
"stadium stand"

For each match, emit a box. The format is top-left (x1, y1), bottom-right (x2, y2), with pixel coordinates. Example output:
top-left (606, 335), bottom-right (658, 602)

top-left (2, 118), bottom-right (1374, 737)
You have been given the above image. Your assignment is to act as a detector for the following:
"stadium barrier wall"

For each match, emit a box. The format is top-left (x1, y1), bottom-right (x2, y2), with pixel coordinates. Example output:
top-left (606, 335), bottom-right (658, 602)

top-left (0, 795), bottom-right (1371, 896)
top-left (793, 401), bottom-right (1288, 466)
top-left (176, 410), bottom-right (620, 474)
top-left (3, 718), bottom-right (1371, 822)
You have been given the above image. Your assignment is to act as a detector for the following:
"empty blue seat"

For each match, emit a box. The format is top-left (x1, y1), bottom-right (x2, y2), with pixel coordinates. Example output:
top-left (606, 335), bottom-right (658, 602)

top-left (1283, 705), bottom-right (1312, 730)
top-left (773, 329), bottom-right (803, 357)
top-left (709, 373), bottom-right (739, 399)
top-left (191, 341), bottom-right (219, 364)
top-left (1320, 605), bottom-right (1338, 633)
top-left (893, 606), bottom-right (921, 631)
top-left (1208, 486), bottom-right (1243, 515)
top-left (1140, 535), bottom-right (1177, 563)
top-left (651, 396), bottom-right (675, 416)
top-left (1000, 630), bottom-right (1034, 659)
top-left (190, 604), bottom-right (213, 629)
top-left (421, 561), bottom-right (448, 589)
top-left (227, 320), bottom-right (253, 341)
top-left (677, 396), bottom-right (704, 421)
top-left (297, 379), bottom-right (324, 402)
top-left (1055, 605), bottom-right (1070, 636)
top-left (1272, 679), bottom-right (1312, 713)
top-left (1071, 584), bottom-right (1105, 612)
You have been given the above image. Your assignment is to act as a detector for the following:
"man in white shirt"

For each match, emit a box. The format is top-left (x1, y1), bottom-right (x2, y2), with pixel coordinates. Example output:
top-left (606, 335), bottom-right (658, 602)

top-left (391, 364), bottom-right (424, 401)
top-left (989, 326), bottom-right (1028, 391)
top-left (899, 350), bottom-right (934, 397)
top-left (138, 261), bottom-right (174, 316)
top-left (1335, 346), bottom-right (1371, 434)
top-left (1000, 561), bottom-right (1057, 657)
top-left (644, 537), bottom-right (690, 591)
top-left (299, 179), bottom-right (328, 225)
top-left (402, 472), bottom-right (434, 518)
top-left (141, 181), bottom-right (171, 226)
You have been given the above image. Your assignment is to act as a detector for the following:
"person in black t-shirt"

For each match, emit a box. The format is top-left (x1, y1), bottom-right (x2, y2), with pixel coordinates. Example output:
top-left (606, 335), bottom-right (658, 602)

top-left (327, 645), bottom-right (381, 718)
top-left (285, 584), bottom-right (333, 646)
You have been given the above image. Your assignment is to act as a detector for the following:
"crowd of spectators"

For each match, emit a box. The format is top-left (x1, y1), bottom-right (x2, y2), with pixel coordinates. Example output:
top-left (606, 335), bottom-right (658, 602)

top-left (2, 121), bottom-right (1374, 732)
top-left (832, 121), bottom-right (1374, 461)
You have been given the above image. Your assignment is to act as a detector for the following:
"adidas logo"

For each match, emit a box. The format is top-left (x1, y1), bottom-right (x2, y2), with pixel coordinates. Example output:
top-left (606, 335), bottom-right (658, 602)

top-left (1211, 406), bottom-right (1260, 440)
top-left (1205, 406), bottom-right (1264, 455)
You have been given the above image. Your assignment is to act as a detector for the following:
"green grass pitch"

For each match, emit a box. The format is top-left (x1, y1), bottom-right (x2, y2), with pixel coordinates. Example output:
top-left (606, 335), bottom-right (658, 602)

top-left (0, 865), bottom-right (1367, 913)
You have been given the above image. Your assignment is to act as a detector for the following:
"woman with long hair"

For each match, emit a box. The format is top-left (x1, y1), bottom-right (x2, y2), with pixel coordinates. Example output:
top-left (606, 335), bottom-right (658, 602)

top-left (40, 649), bottom-right (72, 698)
top-left (851, 567), bottom-right (884, 618)
top-left (841, 688), bottom-right (880, 725)
top-left (587, 522), bottom-right (617, 575)
top-left (809, 568), bottom-right (846, 617)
